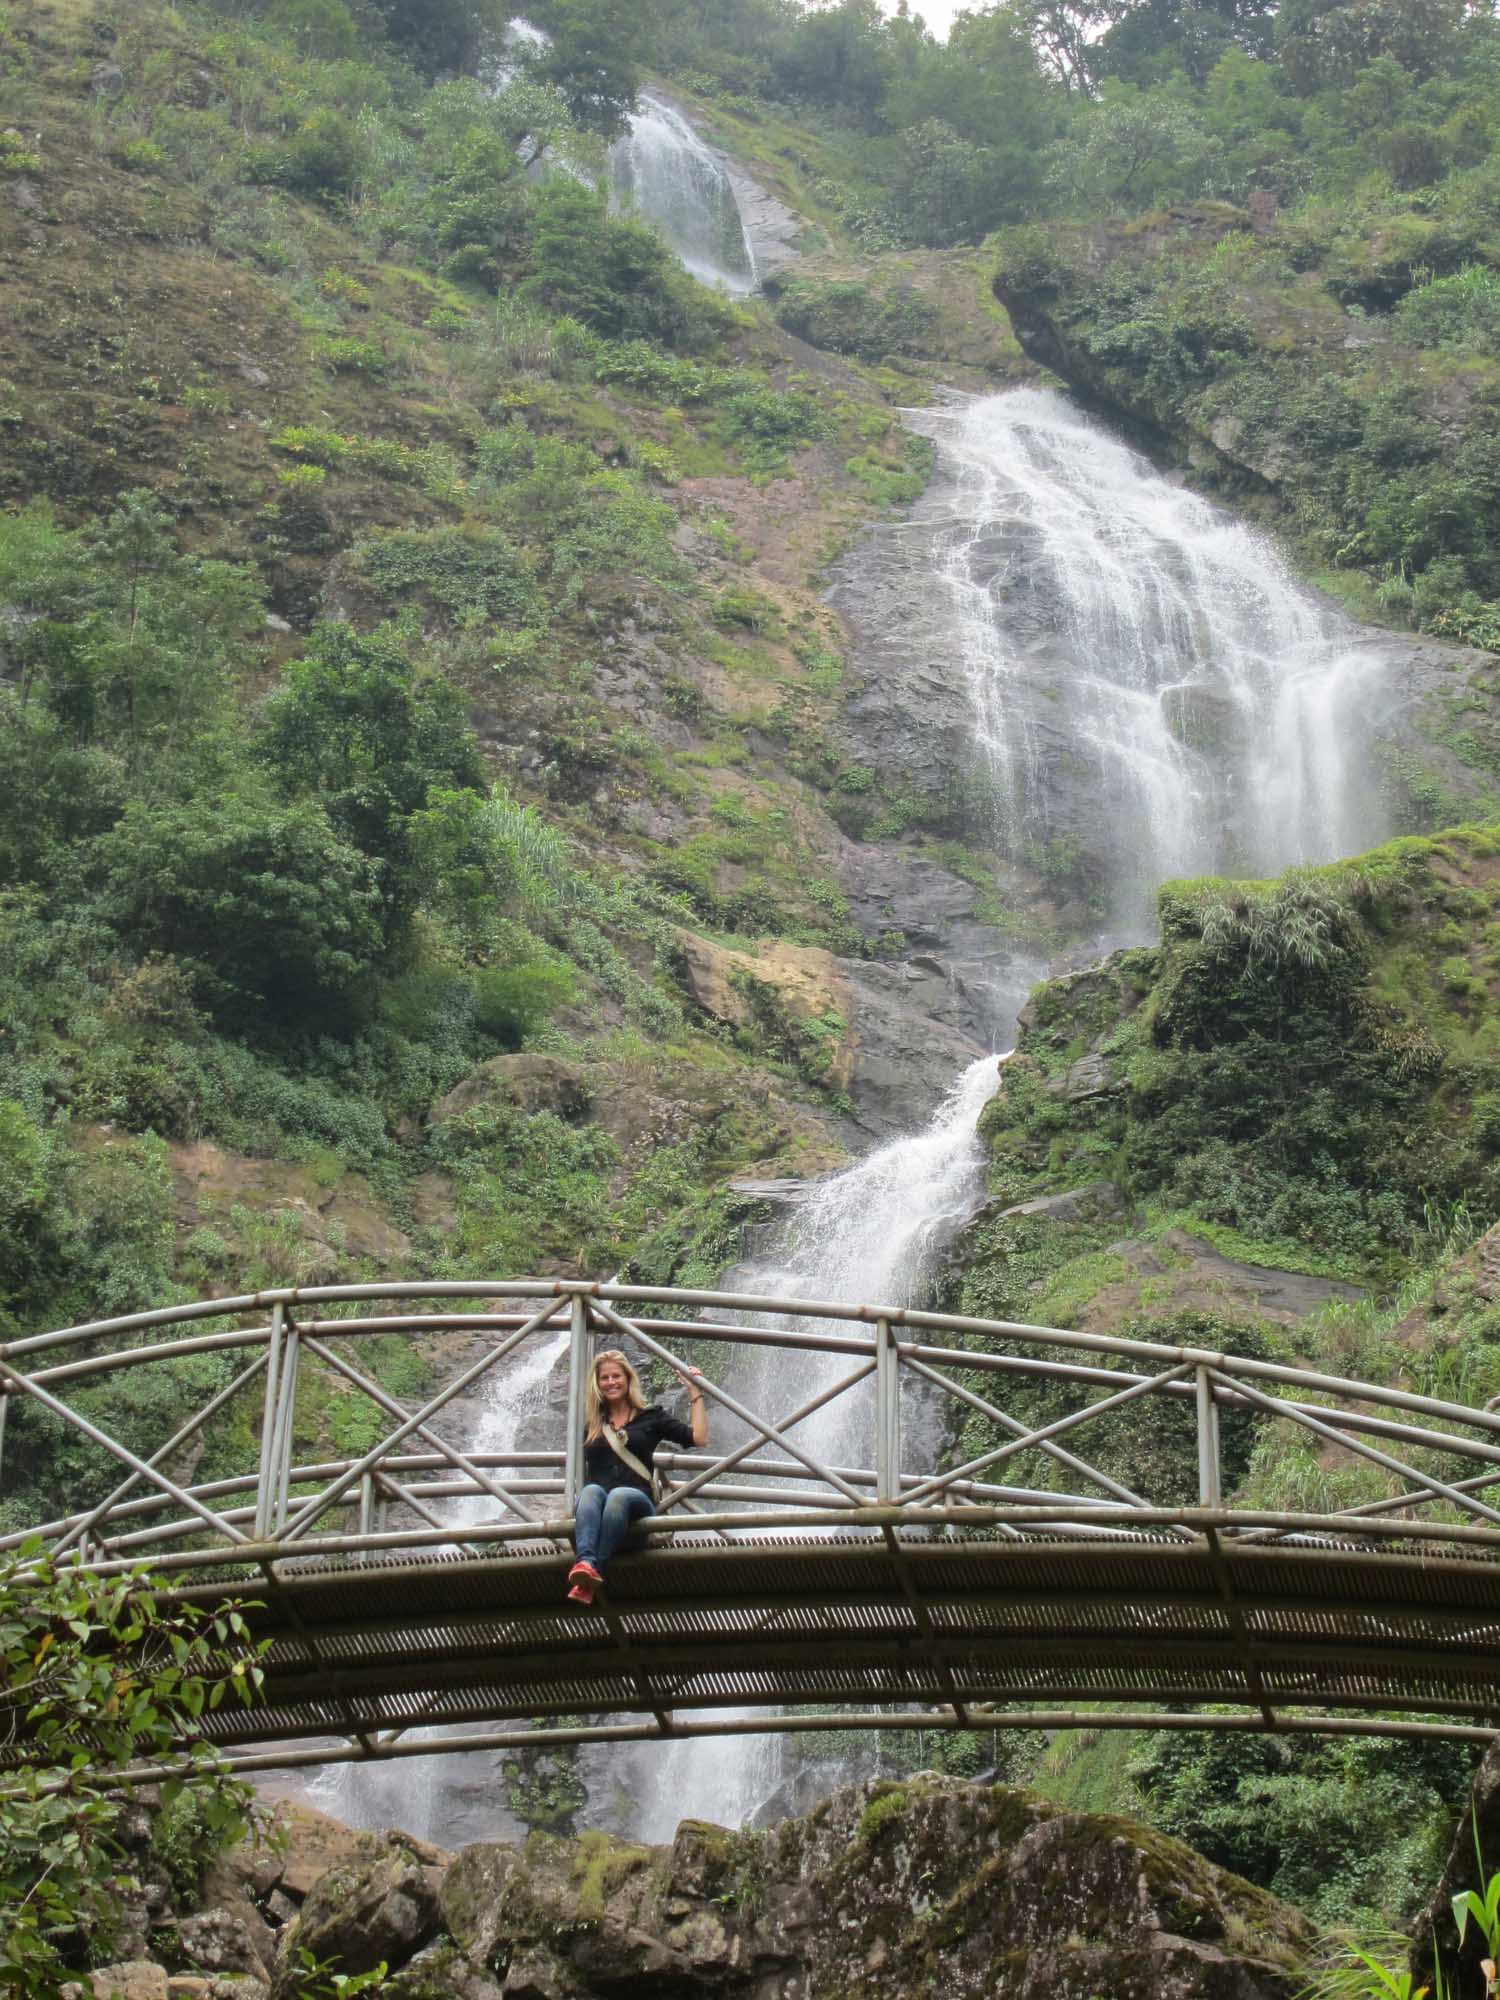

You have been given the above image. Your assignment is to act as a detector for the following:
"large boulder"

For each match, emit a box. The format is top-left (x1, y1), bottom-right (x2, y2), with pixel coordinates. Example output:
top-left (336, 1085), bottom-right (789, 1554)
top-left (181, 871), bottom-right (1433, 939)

top-left (433, 1778), bottom-right (1308, 1998)
top-left (162, 1912), bottom-right (269, 1980)
top-left (268, 1835), bottom-right (446, 1998)
top-left (673, 929), bottom-right (997, 1136)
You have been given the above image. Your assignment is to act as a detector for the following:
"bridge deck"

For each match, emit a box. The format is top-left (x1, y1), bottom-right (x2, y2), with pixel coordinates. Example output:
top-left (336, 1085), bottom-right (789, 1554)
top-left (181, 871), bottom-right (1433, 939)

top-left (10, 1528), bottom-right (1496, 1769)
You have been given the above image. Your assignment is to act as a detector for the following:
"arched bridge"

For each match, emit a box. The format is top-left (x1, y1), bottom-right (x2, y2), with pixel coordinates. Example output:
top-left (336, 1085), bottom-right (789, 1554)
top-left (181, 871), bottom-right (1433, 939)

top-left (6, 1279), bottom-right (1500, 1785)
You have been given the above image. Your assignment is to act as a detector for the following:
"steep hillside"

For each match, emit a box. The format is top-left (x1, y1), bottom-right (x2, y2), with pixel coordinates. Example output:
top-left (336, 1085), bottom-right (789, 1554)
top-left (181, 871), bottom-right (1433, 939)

top-left (0, 0), bottom-right (1049, 1541)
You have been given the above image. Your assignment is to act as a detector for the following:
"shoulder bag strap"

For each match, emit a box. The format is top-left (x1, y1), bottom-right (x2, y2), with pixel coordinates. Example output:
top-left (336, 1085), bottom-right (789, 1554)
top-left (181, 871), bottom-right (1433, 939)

top-left (600, 1421), bottom-right (655, 1488)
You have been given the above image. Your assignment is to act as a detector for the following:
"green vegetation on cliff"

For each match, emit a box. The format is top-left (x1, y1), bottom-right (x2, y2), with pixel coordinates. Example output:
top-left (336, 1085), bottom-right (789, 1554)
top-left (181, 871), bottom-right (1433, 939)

top-left (941, 824), bottom-right (1500, 1928)
top-left (0, 0), bottom-right (948, 1520)
top-left (970, 827), bottom-right (1500, 1291)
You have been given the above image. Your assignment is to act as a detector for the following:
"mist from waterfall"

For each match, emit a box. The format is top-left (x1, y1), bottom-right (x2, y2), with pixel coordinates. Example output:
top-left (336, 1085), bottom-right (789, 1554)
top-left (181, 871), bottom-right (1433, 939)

top-left (905, 387), bottom-right (1391, 933)
top-left (609, 95), bottom-right (757, 294)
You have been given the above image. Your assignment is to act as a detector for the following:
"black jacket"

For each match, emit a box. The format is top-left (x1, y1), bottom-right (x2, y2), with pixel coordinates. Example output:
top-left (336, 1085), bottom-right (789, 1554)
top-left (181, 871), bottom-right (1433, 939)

top-left (582, 1404), bottom-right (695, 1496)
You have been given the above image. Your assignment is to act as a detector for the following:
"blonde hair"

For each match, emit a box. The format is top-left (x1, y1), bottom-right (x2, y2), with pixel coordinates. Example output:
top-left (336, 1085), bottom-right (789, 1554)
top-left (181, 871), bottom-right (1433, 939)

top-left (585, 1348), bottom-right (648, 1441)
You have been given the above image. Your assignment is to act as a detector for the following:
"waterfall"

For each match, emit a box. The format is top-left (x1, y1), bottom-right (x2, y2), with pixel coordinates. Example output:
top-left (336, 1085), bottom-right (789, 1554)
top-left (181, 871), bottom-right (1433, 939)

top-left (624, 1053), bottom-right (1020, 1840)
top-left (903, 387), bottom-right (1391, 932)
top-left (609, 94), bottom-right (757, 294)
top-left (619, 388), bottom-right (1397, 1837)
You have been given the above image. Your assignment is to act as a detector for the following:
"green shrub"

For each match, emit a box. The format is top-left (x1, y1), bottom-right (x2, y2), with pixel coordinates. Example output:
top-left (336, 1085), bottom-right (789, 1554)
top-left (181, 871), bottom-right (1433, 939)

top-left (0, 128), bottom-right (40, 174)
top-left (309, 334), bottom-right (386, 374)
top-left (472, 959), bottom-right (576, 1046)
top-left (244, 107), bottom-right (364, 197)
top-left (0, 1550), bottom-right (264, 1997)
top-left (354, 526), bottom-right (540, 622)
top-left (116, 136), bottom-right (167, 173)
top-left (525, 179), bottom-right (727, 351)
top-left (721, 387), bottom-right (834, 472)
top-left (769, 275), bottom-right (937, 360)
top-left (1394, 264), bottom-right (1500, 356)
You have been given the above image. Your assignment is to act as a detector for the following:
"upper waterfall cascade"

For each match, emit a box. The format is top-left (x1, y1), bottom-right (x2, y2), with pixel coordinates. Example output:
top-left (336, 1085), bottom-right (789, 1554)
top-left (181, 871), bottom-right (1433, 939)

top-left (609, 94), bottom-right (758, 294)
top-left (903, 388), bottom-right (1394, 933)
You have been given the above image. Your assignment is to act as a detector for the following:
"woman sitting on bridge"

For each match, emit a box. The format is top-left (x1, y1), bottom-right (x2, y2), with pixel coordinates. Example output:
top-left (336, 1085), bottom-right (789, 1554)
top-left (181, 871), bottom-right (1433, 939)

top-left (566, 1349), bottom-right (708, 1605)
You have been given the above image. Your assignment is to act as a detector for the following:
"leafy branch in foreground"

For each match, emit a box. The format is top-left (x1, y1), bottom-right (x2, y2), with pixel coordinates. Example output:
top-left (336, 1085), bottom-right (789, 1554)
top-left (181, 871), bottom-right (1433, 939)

top-left (0, 1542), bottom-right (267, 1999)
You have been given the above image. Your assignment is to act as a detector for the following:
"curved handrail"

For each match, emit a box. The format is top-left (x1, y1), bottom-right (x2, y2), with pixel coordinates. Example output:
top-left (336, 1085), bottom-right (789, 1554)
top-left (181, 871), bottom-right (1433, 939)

top-left (5, 1279), bottom-right (1500, 1571)
top-left (9, 1280), bottom-right (1500, 1773)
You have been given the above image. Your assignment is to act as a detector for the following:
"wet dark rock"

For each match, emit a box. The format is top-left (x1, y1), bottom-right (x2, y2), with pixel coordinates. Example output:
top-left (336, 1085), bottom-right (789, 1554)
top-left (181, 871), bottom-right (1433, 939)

top-left (434, 1053), bottom-right (593, 1127)
top-left (1001, 1180), bottom-right (1129, 1225)
top-left (1110, 1228), bottom-right (1365, 1324)
top-left (381, 1940), bottom-right (509, 1999)
top-left (837, 955), bottom-right (988, 1137)
top-left (1043, 1050), bottom-right (1118, 1101)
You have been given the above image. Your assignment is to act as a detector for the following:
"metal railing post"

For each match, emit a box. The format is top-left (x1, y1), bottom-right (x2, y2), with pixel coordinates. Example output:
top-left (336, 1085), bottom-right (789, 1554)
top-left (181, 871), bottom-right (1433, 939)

top-left (1196, 1366), bottom-right (1222, 1508)
top-left (254, 1303), bottom-right (285, 1537)
top-left (876, 1318), bottom-right (900, 1503)
top-left (271, 1319), bottom-right (302, 1535)
top-left (564, 1294), bottom-right (590, 1508)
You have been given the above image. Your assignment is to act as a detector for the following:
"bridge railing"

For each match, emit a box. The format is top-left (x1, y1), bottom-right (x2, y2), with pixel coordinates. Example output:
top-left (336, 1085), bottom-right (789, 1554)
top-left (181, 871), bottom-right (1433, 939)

top-left (6, 1279), bottom-right (1500, 1576)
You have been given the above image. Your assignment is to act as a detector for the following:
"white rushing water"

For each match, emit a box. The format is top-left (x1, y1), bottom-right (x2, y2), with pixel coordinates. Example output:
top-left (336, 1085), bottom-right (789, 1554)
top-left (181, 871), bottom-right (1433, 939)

top-left (609, 94), bottom-right (757, 294)
top-left (905, 387), bottom-right (1391, 932)
top-left (623, 388), bottom-right (1397, 1836)
top-left (625, 1054), bottom-right (1019, 1840)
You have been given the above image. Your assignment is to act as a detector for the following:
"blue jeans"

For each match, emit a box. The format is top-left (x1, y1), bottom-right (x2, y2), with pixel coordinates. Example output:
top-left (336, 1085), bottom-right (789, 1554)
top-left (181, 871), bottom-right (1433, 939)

top-left (574, 1483), bottom-right (654, 1570)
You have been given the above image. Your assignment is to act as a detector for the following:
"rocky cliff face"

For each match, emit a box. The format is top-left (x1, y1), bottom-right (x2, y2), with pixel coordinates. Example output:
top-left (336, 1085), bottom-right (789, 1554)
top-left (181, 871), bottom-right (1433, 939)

top-left (100, 1778), bottom-right (1312, 2000)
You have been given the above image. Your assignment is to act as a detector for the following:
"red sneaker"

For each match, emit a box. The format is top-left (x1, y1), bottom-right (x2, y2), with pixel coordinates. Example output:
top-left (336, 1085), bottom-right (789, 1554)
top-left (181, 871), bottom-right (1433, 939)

top-left (566, 1560), bottom-right (601, 1605)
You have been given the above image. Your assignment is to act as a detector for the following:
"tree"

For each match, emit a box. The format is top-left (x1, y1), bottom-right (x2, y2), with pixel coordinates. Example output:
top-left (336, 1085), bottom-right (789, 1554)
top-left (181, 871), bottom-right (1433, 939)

top-left (255, 623), bottom-right (483, 932)
top-left (527, 0), bottom-right (643, 142)
top-left (525, 179), bottom-right (723, 349)
top-left (1274, 0), bottom-right (1465, 93)
top-left (1127, 1724), bottom-right (1473, 1926)
top-left (772, 0), bottom-right (891, 120)
top-left (366, 0), bottom-right (506, 77)
top-left (0, 1547), bottom-right (265, 1998)
top-left (1044, 84), bottom-right (1217, 207)
top-left (96, 790), bottom-right (385, 1019)
top-left (266, 0), bottom-right (359, 58)
top-left (1020, 0), bottom-right (1127, 93)
top-left (889, 119), bottom-right (1023, 245)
